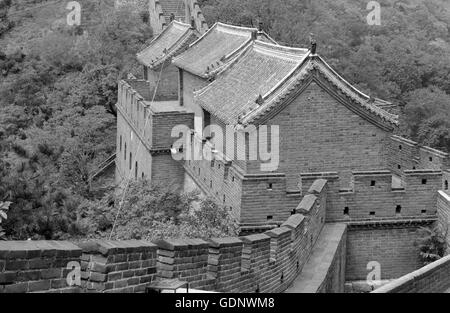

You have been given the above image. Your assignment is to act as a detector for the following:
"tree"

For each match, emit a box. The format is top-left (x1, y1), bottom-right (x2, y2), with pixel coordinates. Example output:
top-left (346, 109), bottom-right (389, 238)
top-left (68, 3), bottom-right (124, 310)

top-left (79, 180), bottom-right (238, 241)
top-left (402, 87), bottom-right (450, 152)
top-left (415, 226), bottom-right (447, 265)
top-left (0, 3), bottom-right (152, 240)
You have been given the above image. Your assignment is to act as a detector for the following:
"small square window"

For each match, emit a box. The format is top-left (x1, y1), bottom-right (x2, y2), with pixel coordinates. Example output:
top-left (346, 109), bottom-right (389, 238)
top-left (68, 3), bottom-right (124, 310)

top-left (395, 205), bottom-right (401, 214)
top-left (369, 211), bottom-right (375, 216)
top-left (267, 215), bottom-right (273, 220)
top-left (268, 183), bottom-right (273, 190)
top-left (344, 207), bottom-right (349, 215)
top-left (421, 209), bottom-right (427, 214)
top-left (429, 157), bottom-right (433, 162)
top-left (399, 145), bottom-right (402, 150)
top-left (398, 165), bottom-right (401, 169)
top-left (370, 180), bottom-right (376, 186)
top-left (422, 179), bottom-right (427, 185)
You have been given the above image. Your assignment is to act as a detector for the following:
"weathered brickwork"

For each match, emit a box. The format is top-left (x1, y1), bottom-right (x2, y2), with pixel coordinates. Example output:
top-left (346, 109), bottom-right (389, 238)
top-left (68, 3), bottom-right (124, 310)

top-left (180, 70), bottom-right (208, 130)
top-left (146, 62), bottom-right (180, 101)
top-left (437, 191), bottom-right (450, 254)
top-left (0, 241), bottom-right (82, 293)
top-left (0, 180), bottom-right (349, 293)
top-left (346, 225), bottom-right (424, 281)
top-left (116, 79), bottom-right (194, 187)
top-left (286, 223), bottom-right (347, 293)
top-left (300, 170), bottom-right (443, 222)
top-left (78, 240), bottom-right (157, 293)
top-left (249, 81), bottom-right (392, 189)
top-left (373, 254), bottom-right (450, 293)
top-left (387, 135), bottom-right (450, 177)
top-left (150, 180), bottom-right (328, 292)
top-left (317, 226), bottom-right (346, 293)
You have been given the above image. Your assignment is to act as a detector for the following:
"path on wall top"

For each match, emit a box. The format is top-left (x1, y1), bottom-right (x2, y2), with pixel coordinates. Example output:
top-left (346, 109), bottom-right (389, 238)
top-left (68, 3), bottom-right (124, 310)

top-left (285, 223), bottom-right (347, 293)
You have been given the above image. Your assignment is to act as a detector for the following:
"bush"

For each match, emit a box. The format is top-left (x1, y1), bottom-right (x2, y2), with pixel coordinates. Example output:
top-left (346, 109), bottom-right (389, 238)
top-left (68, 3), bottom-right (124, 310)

top-left (415, 226), bottom-right (447, 265)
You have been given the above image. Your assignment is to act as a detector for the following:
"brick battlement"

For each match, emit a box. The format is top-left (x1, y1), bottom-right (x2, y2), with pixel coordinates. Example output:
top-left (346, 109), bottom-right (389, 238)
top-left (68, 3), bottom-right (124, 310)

top-left (372, 253), bottom-right (450, 293)
top-left (1, 180), bottom-right (347, 293)
top-left (2, 176), bottom-right (449, 293)
top-left (300, 170), bottom-right (443, 222)
top-left (388, 135), bottom-right (449, 177)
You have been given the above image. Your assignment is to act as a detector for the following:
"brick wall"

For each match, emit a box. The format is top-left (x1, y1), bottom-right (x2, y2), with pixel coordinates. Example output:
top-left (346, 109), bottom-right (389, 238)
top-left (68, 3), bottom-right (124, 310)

top-left (116, 79), bottom-right (194, 187)
top-left (183, 144), bottom-right (244, 222)
top-left (78, 240), bottom-right (157, 293)
top-left (318, 226), bottom-right (346, 293)
top-left (153, 180), bottom-right (328, 292)
top-left (152, 111), bottom-right (194, 149)
top-left (249, 81), bottom-right (393, 189)
top-left (285, 223), bottom-right (347, 293)
top-left (0, 241), bottom-right (82, 293)
top-left (180, 70), bottom-right (207, 133)
top-left (300, 170), bottom-right (442, 222)
top-left (151, 153), bottom-right (186, 189)
top-left (437, 191), bottom-right (450, 254)
top-left (372, 254), bottom-right (450, 293)
top-left (147, 63), bottom-right (179, 101)
top-left (346, 225), bottom-right (424, 281)
top-left (0, 180), bottom-right (340, 293)
top-left (387, 135), bottom-right (449, 177)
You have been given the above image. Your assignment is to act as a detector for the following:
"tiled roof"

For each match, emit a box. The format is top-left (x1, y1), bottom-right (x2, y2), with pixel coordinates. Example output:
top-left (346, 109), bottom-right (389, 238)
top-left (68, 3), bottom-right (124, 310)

top-left (242, 55), bottom-right (399, 128)
top-left (137, 21), bottom-right (198, 68)
top-left (160, 0), bottom-right (186, 24)
top-left (196, 41), bottom-right (398, 130)
top-left (172, 22), bottom-right (259, 78)
top-left (195, 41), bottom-right (309, 124)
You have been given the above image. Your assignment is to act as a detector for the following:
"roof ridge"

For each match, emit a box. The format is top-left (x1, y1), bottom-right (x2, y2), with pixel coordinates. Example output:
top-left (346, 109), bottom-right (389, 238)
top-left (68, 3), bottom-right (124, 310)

top-left (137, 21), bottom-right (190, 58)
top-left (253, 40), bottom-right (309, 61)
top-left (172, 20), bottom-right (192, 29)
top-left (257, 31), bottom-right (278, 45)
top-left (254, 40), bottom-right (307, 52)
top-left (316, 55), bottom-right (392, 106)
top-left (137, 21), bottom-right (197, 68)
top-left (240, 55), bottom-right (398, 128)
top-left (313, 57), bottom-right (397, 123)
top-left (216, 22), bottom-right (258, 34)
top-left (180, 21), bottom-right (218, 51)
top-left (173, 22), bottom-right (256, 77)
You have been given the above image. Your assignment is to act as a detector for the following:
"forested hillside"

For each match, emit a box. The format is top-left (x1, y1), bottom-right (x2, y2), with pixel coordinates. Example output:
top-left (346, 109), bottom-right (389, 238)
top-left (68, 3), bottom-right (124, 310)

top-left (0, 0), bottom-right (153, 239)
top-left (0, 0), bottom-right (449, 240)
